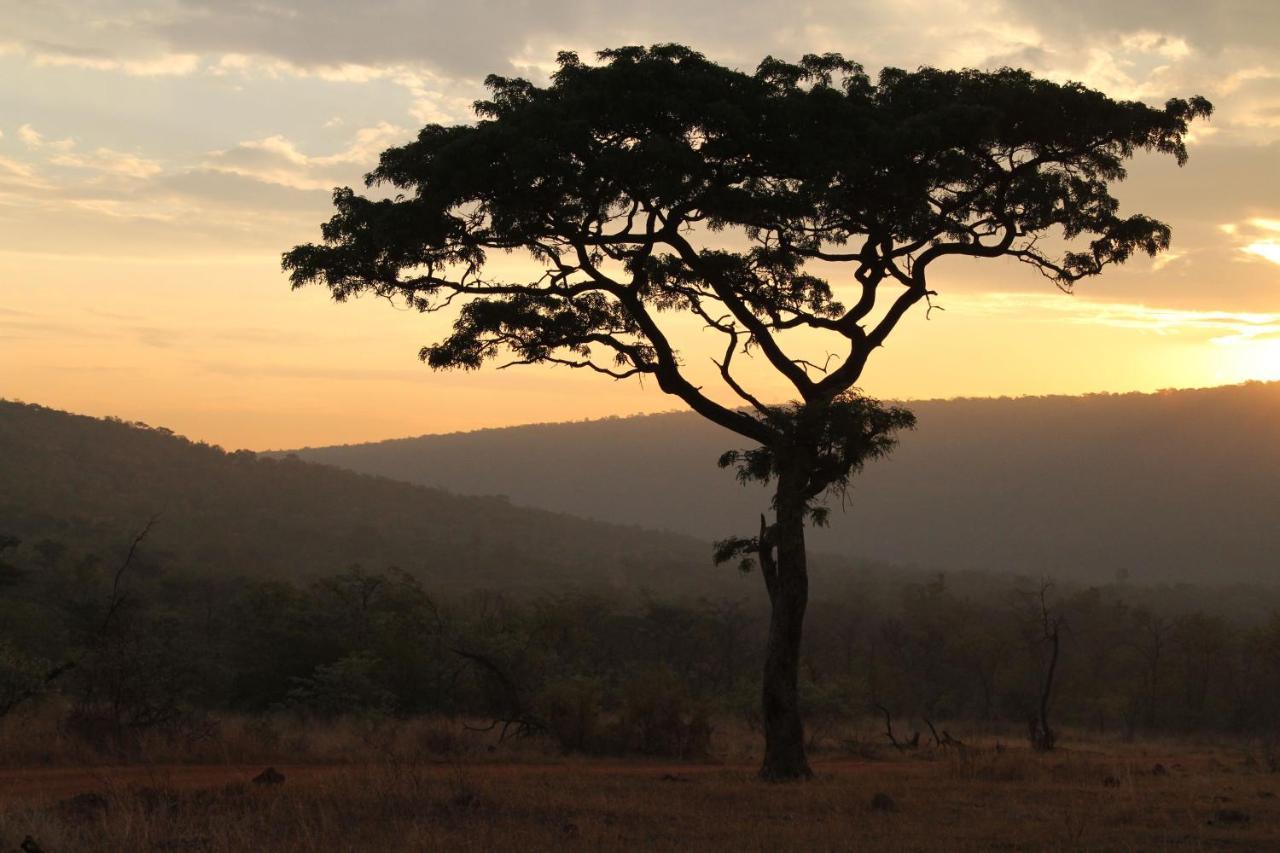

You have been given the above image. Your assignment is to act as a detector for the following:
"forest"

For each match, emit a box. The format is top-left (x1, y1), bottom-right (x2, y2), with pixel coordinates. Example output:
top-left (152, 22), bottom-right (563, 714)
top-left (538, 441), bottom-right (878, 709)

top-left (4, 397), bottom-right (1280, 756)
top-left (4, 531), bottom-right (1280, 757)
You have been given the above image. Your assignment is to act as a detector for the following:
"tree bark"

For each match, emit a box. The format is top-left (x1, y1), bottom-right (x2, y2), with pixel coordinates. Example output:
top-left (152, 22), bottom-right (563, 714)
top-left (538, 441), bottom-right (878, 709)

top-left (759, 466), bottom-right (813, 781)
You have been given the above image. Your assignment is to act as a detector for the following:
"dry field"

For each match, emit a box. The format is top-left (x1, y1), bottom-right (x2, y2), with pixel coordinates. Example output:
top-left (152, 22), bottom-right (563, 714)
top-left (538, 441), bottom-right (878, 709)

top-left (0, 713), bottom-right (1277, 851)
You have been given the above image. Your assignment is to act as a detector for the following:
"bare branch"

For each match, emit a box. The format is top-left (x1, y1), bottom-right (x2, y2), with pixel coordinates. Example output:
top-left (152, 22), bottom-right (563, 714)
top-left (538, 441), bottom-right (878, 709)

top-left (100, 514), bottom-right (160, 637)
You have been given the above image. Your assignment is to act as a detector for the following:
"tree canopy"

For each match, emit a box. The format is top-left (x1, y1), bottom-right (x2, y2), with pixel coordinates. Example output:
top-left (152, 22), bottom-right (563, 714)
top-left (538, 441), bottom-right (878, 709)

top-left (285, 44), bottom-right (1211, 455)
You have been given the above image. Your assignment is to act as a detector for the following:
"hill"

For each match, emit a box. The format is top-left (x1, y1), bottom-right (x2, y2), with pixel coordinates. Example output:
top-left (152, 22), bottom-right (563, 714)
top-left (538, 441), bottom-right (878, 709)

top-left (280, 382), bottom-right (1280, 585)
top-left (0, 399), bottom-right (778, 596)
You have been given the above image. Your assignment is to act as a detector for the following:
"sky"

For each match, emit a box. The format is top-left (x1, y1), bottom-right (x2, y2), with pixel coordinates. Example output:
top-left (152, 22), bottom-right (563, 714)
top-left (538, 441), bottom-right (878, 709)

top-left (2, 0), bottom-right (1279, 450)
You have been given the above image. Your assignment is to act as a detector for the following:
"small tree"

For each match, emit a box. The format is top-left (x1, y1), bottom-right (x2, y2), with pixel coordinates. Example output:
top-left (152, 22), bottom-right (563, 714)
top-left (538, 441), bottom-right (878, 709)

top-left (286, 45), bottom-right (1210, 780)
top-left (1020, 580), bottom-right (1063, 751)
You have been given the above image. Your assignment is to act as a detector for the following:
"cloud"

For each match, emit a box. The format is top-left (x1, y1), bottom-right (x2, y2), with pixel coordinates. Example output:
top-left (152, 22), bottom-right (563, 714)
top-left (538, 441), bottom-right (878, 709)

top-left (1151, 251), bottom-right (1186, 272)
top-left (0, 1), bottom-right (1274, 94)
top-left (1221, 218), bottom-right (1280, 266)
top-left (1243, 242), bottom-right (1280, 264)
top-left (50, 148), bottom-right (162, 179)
top-left (0, 37), bottom-right (199, 76)
top-left (0, 152), bottom-right (53, 208)
top-left (4, 1), bottom-right (1278, 144)
top-left (152, 0), bottom-right (612, 78)
top-left (0, 0), bottom-right (1276, 277)
top-left (1002, 1), bottom-right (1280, 55)
top-left (14, 124), bottom-right (74, 154)
top-left (0, 122), bottom-right (401, 256)
top-left (0, 1), bottom-right (1260, 77)
top-left (10, 124), bottom-right (162, 184)
top-left (152, 168), bottom-right (322, 212)
top-left (17, 124), bottom-right (47, 148)
top-left (951, 292), bottom-right (1280, 345)
top-left (202, 122), bottom-right (408, 190)
top-left (0, 155), bottom-right (43, 186)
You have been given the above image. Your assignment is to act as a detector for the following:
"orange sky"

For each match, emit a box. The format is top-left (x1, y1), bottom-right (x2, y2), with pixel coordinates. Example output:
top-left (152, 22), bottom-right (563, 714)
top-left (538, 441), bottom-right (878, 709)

top-left (2, 2), bottom-right (1279, 450)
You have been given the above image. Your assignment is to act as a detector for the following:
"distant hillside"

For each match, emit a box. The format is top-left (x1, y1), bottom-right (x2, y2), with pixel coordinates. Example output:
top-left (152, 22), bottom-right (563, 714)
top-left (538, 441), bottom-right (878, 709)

top-left (0, 400), bottom-right (786, 596)
top-left (281, 382), bottom-right (1280, 585)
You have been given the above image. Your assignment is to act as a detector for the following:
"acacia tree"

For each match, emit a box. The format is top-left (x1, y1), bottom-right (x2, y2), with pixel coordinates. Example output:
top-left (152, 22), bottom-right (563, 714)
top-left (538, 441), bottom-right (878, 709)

top-left (285, 45), bottom-right (1210, 780)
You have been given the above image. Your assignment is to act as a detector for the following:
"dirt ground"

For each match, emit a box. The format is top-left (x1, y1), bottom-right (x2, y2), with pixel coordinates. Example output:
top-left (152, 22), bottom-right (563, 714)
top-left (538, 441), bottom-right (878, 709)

top-left (1, 743), bottom-right (1277, 852)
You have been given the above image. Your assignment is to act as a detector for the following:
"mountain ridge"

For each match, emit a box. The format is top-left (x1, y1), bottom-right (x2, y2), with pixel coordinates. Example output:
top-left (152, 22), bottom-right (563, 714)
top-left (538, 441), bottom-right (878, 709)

top-left (0, 399), bottom-right (788, 597)
top-left (276, 381), bottom-right (1280, 585)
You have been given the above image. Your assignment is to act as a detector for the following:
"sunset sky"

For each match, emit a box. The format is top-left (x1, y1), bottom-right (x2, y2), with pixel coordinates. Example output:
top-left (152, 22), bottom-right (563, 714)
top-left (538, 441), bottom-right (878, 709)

top-left (2, 0), bottom-right (1279, 450)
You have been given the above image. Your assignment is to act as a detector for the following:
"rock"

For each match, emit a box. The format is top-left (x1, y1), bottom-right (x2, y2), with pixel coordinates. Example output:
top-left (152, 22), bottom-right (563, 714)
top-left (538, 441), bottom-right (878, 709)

top-left (870, 792), bottom-right (897, 813)
top-left (1210, 808), bottom-right (1250, 826)
top-left (1152, 763), bottom-right (1168, 776)
top-left (20, 836), bottom-right (46, 853)
top-left (450, 791), bottom-right (483, 811)
top-left (59, 791), bottom-right (109, 820)
top-left (137, 787), bottom-right (181, 814)
top-left (1103, 776), bottom-right (1121, 787)
top-left (252, 766), bottom-right (286, 786)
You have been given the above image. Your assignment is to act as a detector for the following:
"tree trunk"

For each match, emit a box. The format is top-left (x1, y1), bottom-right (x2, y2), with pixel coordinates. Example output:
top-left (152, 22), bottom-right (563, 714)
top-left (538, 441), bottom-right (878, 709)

top-left (759, 468), bottom-right (813, 781)
top-left (1030, 618), bottom-right (1059, 752)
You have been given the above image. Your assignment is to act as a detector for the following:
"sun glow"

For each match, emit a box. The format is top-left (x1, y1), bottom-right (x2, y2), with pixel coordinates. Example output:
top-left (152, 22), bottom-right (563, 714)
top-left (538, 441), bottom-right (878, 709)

top-left (1243, 240), bottom-right (1280, 265)
top-left (1224, 338), bottom-right (1280, 382)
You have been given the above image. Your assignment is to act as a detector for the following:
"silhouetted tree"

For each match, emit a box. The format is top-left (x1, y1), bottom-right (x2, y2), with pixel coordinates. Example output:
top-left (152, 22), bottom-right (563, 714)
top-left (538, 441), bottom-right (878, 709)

top-left (285, 45), bottom-right (1210, 779)
top-left (1020, 580), bottom-right (1062, 751)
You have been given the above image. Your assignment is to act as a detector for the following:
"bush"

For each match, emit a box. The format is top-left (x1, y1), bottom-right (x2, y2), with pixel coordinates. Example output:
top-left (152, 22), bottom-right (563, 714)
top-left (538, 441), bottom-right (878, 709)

top-left (0, 641), bottom-right (48, 717)
top-left (614, 665), bottom-right (712, 758)
top-left (801, 678), bottom-right (858, 751)
top-left (538, 676), bottom-right (603, 753)
top-left (288, 652), bottom-right (396, 717)
top-left (67, 617), bottom-right (210, 749)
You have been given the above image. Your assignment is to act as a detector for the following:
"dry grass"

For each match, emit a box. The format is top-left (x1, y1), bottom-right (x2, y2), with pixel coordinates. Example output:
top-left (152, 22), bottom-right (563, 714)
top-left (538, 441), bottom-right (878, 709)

top-left (0, 711), bottom-right (1277, 851)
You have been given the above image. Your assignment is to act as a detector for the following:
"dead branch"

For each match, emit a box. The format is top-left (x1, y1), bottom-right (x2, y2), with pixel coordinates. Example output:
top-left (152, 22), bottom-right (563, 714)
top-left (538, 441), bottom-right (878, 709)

top-left (924, 717), bottom-right (964, 749)
top-left (0, 517), bottom-right (159, 721)
top-left (99, 514), bottom-right (159, 637)
top-left (449, 646), bottom-right (546, 742)
top-left (875, 703), bottom-right (919, 752)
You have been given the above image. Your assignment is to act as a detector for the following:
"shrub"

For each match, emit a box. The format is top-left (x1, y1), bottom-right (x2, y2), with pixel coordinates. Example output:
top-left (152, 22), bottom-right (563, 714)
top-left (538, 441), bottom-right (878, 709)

top-left (538, 676), bottom-right (603, 753)
top-left (0, 641), bottom-right (48, 717)
top-left (288, 652), bottom-right (396, 717)
top-left (614, 665), bottom-right (712, 759)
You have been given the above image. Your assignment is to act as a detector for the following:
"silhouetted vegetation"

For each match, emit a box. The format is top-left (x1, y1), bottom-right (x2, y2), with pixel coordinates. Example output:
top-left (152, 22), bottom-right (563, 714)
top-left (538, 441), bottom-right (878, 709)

top-left (4, 394), bottom-right (1280, 853)
top-left (7, 389), bottom-right (1280, 756)
top-left (2, 534), bottom-right (1279, 757)
top-left (6, 394), bottom-right (1280, 756)
top-left (284, 44), bottom-right (1209, 778)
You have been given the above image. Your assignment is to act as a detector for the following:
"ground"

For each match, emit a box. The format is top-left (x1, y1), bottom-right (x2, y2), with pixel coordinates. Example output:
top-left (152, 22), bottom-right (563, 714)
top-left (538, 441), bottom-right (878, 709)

top-left (1, 719), bottom-right (1277, 851)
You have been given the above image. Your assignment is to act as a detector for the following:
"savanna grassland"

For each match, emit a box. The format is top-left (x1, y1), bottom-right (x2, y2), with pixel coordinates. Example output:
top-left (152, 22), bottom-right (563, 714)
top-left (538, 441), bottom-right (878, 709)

top-left (6, 403), bottom-right (1280, 850)
top-left (0, 713), bottom-right (1277, 852)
